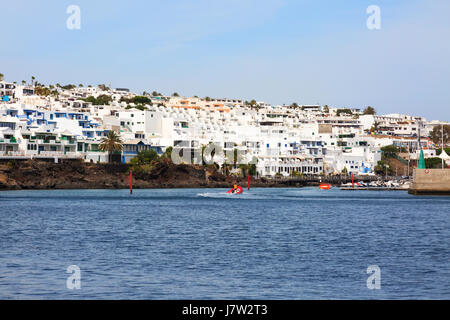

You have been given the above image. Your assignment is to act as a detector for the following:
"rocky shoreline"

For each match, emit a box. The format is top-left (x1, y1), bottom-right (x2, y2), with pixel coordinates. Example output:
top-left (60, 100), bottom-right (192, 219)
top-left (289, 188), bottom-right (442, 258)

top-left (0, 159), bottom-right (298, 191)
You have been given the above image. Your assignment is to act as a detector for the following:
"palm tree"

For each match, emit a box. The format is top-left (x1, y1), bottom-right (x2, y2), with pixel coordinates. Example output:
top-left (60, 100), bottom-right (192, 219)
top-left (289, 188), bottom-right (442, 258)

top-left (239, 164), bottom-right (248, 177)
top-left (0, 73), bottom-right (4, 81)
top-left (373, 121), bottom-right (380, 132)
top-left (222, 163), bottom-right (231, 176)
top-left (99, 131), bottom-right (123, 163)
top-left (364, 106), bottom-right (376, 115)
top-left (248, 163), bottom-right (257, 176)
top-left (160, 146), bottom-right (173, 162)
top-left (31, 76), bottom-right (36, 87)
top-left (200, 144), bottom-right (207, 165)
top-left (233, 148), bottom-right (239, 168)
top-left (21, 80), bottom-right (26, 86)
top-left (430, 125), bottom-right (450, 146)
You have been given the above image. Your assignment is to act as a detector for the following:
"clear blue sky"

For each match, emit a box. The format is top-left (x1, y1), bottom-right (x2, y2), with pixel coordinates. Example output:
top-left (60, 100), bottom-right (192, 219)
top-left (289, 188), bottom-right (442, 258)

top-left (2, 0), bottom-right (449, 121)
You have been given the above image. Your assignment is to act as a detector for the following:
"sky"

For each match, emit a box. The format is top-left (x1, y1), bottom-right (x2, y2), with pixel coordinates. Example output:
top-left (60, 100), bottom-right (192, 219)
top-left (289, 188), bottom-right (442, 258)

top-left (1, 0), bottom-right (449, 121)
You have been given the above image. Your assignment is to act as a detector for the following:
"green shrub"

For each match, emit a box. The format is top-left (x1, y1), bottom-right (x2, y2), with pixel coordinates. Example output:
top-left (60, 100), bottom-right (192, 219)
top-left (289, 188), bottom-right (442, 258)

top-left (7, 160), bottom-right (17, 169)
top-left (425, 157), bottom-right (444, 169)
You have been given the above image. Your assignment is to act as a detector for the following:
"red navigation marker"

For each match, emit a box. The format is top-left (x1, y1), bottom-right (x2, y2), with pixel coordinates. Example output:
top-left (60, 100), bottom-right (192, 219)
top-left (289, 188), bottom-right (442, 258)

top-left (129, 170), bottom-right (133, 194)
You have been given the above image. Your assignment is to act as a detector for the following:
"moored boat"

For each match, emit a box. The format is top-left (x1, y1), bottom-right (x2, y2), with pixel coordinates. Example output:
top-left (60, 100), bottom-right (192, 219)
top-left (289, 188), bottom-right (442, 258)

top-left (319, 183), bottom-right (332, 190)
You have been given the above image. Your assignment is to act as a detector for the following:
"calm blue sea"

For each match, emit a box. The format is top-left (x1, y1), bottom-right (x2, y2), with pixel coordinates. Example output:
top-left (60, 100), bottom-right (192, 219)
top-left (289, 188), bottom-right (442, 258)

top-left (0, 188), bottom-right (449, 299)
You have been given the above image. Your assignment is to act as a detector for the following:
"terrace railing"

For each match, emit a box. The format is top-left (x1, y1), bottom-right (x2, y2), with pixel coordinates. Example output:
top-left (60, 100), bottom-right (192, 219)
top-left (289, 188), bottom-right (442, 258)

top-left (0, 151), bottom-right (25, 157)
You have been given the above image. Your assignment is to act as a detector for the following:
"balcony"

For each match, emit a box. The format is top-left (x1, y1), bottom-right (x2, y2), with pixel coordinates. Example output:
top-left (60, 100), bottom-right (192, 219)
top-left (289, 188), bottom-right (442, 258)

top-left (61, 139), bottom-right (76, 145)
top-left (34, 151), bottom-right (82, 158)
top-left (0, 151), bottom-right (25, 157)
top-left (0, 138), bottom-right (19, 144)
top-left (38, 151), bottom-right (65, 157)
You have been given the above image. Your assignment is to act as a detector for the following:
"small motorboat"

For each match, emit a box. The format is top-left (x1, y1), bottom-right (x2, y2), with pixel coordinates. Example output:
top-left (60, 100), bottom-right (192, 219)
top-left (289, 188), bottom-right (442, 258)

top-left (319, 183), bottom-right (332, 190)
top-left (227, 186), bottom-right (243, 194)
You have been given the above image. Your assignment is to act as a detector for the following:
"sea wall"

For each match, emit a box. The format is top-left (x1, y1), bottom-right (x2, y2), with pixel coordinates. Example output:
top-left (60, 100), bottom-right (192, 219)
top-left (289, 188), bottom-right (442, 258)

top-left (409, 169), bottom-right (450, 195)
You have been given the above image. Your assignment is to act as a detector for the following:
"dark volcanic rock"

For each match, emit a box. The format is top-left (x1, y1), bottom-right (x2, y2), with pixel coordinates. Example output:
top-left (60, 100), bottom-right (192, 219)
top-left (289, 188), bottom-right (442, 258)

top-left (0, 159), bottom-right (295, 190)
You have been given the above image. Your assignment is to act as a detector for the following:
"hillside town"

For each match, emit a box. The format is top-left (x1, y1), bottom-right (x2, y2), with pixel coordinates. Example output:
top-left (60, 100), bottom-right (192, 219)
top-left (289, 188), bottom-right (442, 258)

top-left (1, 75), bottom-right (449, 178)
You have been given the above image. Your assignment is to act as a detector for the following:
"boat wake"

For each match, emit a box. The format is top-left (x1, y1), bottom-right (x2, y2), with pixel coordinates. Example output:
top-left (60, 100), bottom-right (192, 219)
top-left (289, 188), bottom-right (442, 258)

top-left (197, 191), bottom-right (267, 200)
top-left (196, 188), bottom-right (411, 201)
top-left (197, 192), bottom-right (234, 198)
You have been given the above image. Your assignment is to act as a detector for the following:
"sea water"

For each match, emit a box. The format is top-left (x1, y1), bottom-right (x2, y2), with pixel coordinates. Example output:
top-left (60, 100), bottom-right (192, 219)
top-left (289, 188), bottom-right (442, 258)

top-left (0, 188), bottom-right (449, 299)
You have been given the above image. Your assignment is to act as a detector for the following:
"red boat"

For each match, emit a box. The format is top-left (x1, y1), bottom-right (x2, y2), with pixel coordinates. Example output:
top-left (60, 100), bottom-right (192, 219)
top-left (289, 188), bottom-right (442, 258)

top-left (227, 186), bottom-right (243, 194)
top-left (319, 183), bottom-right (331, 190)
